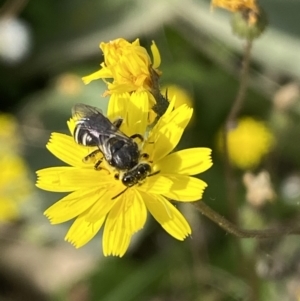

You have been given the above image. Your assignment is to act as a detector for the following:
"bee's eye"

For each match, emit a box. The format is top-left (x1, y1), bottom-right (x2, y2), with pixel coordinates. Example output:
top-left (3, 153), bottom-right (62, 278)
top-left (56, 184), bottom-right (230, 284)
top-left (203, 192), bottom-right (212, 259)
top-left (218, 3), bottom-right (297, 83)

top-left (122, 174), bottom-right (134, 186)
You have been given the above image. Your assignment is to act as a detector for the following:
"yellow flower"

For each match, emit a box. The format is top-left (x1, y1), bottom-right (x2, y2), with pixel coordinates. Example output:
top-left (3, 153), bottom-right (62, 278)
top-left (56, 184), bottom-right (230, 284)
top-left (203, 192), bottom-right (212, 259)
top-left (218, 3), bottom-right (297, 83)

top-left (219, 117), bottom-right (275, 169)
top-left (36, 93), bottom-right (212, 257)
top-left (211, 0), bottom-right (259, 13)
top-left (0, 113), bottom-right (21, 152)
top-left (0, 113), bottom-right (32, 222)
top-left (0, 155), bottom-right (32, 222)
top-left (82, 38), bottom-right (161, 96)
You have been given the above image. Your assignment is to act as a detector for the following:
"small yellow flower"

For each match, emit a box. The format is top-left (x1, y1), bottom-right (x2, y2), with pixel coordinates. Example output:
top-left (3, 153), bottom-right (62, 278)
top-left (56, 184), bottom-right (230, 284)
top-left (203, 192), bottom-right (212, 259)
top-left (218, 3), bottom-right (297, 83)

top-left (211, 0), bottom-right (259, 13)
top-left (218, 117), bottom-right (275, 169)
top-left (0, 155), bottom-right (32, 222)
top-left (0, 113), bottom-right (32, 222)
top-left (82, 38), bottom-right (161, 96)
top-left (0, 113), bottom-right (20, 151)
top-left (36, 94), bottom-right (212, 257)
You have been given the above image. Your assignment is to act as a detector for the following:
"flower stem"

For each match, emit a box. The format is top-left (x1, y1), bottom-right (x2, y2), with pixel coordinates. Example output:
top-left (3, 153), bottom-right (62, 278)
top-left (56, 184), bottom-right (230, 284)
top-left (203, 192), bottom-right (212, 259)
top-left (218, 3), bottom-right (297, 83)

top-left (194, 201), bottom-right (300, 238)
top-left (223, 39), bottom-right (253, 223)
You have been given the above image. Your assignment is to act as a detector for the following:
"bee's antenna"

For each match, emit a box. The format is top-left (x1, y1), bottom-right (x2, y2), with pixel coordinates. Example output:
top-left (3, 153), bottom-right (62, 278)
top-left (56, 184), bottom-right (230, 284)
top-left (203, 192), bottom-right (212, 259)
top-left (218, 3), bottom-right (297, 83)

top-left (112, 187), bottom-right (128, 200)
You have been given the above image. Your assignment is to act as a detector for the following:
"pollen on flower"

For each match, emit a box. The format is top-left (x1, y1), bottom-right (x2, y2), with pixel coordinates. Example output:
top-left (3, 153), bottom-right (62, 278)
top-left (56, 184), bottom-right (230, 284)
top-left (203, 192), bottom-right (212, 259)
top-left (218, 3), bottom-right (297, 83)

top-left (218, 117), bottom-right (275, 170)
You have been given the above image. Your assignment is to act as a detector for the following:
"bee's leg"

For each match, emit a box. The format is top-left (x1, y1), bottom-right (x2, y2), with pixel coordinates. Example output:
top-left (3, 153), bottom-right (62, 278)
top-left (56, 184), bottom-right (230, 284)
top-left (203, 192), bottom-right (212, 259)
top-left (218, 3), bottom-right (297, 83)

top-left (113, 118), bottom-right (123, 129)
top-left (83, 149), bottom-right (103, 170)
top-left (83, 149), bottom-right (101, 163)
top-left (140, 153), bottom-right (151, 161)
top-left (94, 159), bottom-right (103, 170)
top-left (130, 133), bottom-right (144, 142)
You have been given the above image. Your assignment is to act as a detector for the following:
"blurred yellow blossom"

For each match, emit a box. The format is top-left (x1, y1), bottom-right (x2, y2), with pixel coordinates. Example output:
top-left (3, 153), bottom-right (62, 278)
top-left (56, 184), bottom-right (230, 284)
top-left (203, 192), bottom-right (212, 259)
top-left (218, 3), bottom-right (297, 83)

top-left (211, 0), bottom-right (259, 13)
top-left (0, 113), bottom-right (32, 222)
top-left (218, 117), bottom-right (275, 169)
top-left (0, 155), bottom-right (32, 222)
top-left (161, 85), bottom-right (193, 109)
top-left (0, 113), bottom-right (21, 151)
top-left (36, 94), bottom-right (212, 257)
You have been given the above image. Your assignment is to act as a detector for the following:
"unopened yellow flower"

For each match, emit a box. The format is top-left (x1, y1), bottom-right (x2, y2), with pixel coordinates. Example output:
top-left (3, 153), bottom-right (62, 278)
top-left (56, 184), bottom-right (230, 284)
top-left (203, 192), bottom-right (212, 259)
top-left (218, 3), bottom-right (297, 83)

top-left (82, 38), bottom-right (161, 96)
top-left (219, 117), bottom-right (275, 169)
top-left (36, 94), bottom-right (212, 257)
top-left (211, 0), bottom-right (259, 13)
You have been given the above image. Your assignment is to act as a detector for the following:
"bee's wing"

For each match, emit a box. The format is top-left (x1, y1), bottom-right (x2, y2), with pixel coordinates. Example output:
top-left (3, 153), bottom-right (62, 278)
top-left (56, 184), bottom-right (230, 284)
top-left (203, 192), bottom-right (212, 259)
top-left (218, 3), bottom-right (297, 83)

top-left (72, 103), bottom-right (103, 121)
top-left (72, 103), bottom-right (128, 138)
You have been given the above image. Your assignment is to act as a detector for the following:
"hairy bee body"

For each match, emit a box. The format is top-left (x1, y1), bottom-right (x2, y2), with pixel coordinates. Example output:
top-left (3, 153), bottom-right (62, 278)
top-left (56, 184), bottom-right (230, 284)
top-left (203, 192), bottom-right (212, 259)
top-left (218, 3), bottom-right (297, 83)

top-left (72, 104), bottom-right (151, 187)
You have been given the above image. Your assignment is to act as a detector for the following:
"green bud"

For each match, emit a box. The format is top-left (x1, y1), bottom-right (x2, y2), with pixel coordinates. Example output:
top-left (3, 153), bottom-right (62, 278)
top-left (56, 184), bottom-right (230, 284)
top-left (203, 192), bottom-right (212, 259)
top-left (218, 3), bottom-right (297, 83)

top-left (231, 7), bottom-right (268, 40)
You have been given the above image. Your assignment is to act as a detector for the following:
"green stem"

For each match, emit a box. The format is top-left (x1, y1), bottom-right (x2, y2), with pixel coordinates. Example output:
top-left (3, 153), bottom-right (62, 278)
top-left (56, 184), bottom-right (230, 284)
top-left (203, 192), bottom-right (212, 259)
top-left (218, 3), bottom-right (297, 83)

top-left (194, 201), bottom-right (300, 238)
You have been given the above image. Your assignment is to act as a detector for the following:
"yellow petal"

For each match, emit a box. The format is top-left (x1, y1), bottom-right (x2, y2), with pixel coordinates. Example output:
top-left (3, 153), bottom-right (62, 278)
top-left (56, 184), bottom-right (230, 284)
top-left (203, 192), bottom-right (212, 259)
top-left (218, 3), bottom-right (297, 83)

top-left (138, 174), bottom-right (172, 194)
top-left (124, 91), bottom-right (149, 137)
top-left (146, 123), bottom-right (183, 163)
top-left (65, 213), bottom-right (105, 248)
top-left (67, 118), bottom-right (76, 136)
top-left (44, 187), bottom-right (106, 224)
top-left (46, 133), bottom-right (94, 168)
top-left (142, 192), bottom-right (191, 240)
top-left (82, 68), bottom-right (113, 85)
top-left (125, 190), bottom-right (147, 234)
top-left (84, 186), bottom-right (123, 223)
top-left (157, 148), bottom-right (213, 175)
top-left (107, 91), bottom-right (148, 137)
top-left (151, 41), bottom-right (161, 69)
top-left (107, 92), bottom-right (129, 120)
top-left (162, 175), bottom-right (208, 201)
top-left (36, 167), bottom-right (110, 192)
top-left (145, 104), bottom-right (193, 162)
top-left (102, 201), bottom-right (132, 257)
top-left (157, 103), bottom-right (193, 130)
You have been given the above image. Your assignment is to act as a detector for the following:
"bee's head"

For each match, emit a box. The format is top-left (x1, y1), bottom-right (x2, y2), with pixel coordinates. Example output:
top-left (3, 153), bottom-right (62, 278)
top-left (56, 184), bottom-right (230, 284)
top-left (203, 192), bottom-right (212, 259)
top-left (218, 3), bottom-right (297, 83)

top-left (122, 163), bottom-right (151, 187)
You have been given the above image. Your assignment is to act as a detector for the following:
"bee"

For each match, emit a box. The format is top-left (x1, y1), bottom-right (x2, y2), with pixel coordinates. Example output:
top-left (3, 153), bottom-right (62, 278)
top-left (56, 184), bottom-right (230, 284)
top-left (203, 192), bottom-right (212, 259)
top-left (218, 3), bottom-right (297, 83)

top-left (72, 104), bottom-right (152, 189)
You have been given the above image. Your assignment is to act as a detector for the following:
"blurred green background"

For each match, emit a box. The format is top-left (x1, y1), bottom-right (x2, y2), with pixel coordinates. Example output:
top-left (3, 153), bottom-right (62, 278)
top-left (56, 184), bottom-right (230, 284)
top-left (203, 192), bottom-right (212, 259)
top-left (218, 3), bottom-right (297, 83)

top-left (1, 0), bottom-right (300, 300)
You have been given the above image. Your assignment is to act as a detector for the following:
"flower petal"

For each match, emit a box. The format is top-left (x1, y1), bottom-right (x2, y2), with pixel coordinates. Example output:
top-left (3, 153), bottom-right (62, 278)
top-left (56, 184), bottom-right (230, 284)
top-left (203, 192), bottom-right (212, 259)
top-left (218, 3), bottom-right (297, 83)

top-left (44, 187), bottom-right (106, 224)
top-left (107, 91), bottom-right (148, 139)
top-left (145, 104), bottom-right (193, 162)
top-left (102, 201), bottom-right (131, 257)
top-left (84, 185), bottom-right (124, 223)
top-left (138, 174), bottom-right (172, 194)
top-left (46, 133), bottom-right (96, 168)
top-left (142, 192), bottom-right (191, 240)
top-left (157, 148), bottom-right (213, 175)
top-left (147, 123), bottom-right (183, 163)
top-left (163, 175), bottom-right (208, 201)
top-left (107, 92), bottom-right (130, 120)
top-left (125, 190), bottom-right (147, 234)
top-left (82, 68), bottom-right (113, 84)
top-left (36, 167), bottom-right (110, 192)
top-left (65, 212), bottom-right (105, 248)
top-left (151, 41), bottom-right (161, 69)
